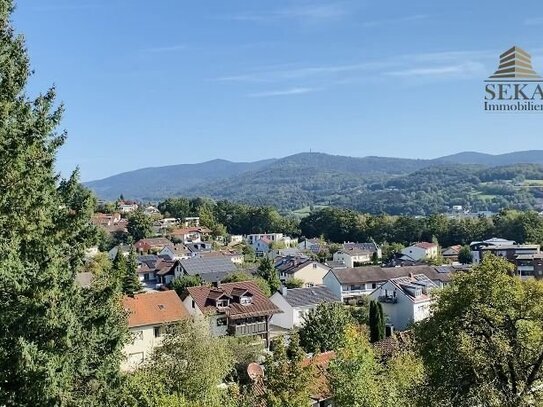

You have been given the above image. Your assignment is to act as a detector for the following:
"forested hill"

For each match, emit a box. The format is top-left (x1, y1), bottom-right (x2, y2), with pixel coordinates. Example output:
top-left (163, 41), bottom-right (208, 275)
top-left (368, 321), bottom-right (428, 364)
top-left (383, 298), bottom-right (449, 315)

top-left (86, 151), bottom-right (543, 215)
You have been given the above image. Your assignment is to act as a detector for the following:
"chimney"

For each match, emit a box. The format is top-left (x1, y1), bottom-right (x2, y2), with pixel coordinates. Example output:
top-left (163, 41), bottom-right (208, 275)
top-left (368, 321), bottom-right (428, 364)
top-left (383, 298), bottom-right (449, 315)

top-left (409, 273), bottom-right (414, 279)
top-left (281, 286), bottom-right (288, 296)
top-left (212, 280), bottom-right (221, 289)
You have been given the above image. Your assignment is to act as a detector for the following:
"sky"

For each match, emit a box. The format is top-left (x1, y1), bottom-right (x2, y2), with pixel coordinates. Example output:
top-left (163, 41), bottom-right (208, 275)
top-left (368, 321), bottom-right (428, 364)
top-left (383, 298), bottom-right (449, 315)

top-left (12, 0), bottom-right (543, 181)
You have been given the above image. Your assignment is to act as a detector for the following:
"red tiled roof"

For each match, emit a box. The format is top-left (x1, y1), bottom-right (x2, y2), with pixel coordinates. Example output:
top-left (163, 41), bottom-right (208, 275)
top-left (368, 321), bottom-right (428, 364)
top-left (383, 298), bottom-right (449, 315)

top-left (414, 242), bottom-right (438, 250)
top-left (123, 291), bottom-right (189, 328)
top-left (185, 281), bottom-right (281, 320)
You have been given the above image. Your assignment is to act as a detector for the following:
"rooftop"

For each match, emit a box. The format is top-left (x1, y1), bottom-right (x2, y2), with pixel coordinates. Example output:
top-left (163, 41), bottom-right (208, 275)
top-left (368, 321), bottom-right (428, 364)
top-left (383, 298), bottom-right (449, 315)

top-left (328, 265), bottom-right (456, 285)
top-left (123, 291), bottom-right (189, 328)
top-left (280, 285), bottom-right (340, 308)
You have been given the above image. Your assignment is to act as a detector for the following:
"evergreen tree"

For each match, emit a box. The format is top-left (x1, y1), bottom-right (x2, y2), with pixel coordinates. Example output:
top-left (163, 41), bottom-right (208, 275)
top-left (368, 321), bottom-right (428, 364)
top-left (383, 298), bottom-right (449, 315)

top-left (0, 2), bottom-right (126, 404)
top-left (112, 250), bottom-right (128, 290)
top-left (299, 302), bottom-right (353, 352)
top-left (123, 250), bottom-right (141, 296)
top-left (369, 300), bottom-right (385, 343)
top-left (256, 256), bottom-right (280, 294)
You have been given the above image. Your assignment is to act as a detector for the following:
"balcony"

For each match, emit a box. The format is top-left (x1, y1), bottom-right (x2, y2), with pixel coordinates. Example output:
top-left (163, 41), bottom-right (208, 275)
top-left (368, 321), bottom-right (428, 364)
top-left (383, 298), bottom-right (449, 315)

top-left (378, 295), bottom-right (398, 304)
top-left (229, 321), bottom-right (267, 336)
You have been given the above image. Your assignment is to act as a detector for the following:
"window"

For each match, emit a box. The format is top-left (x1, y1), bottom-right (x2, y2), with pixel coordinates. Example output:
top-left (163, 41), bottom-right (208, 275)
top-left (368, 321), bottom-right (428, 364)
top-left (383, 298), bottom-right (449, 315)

top-left (191, 300), bottom-right (195, 308)
top-left (154, 327), bottom-right (161, 338)
top-left (216, 317), bottom-right (227, 326)
top-left (312, 263), bottom-right (317, 268)
top-left (372, 283), bottom-right (377, 289)
top-left (217, 299), bottom-right (229, 307)
top-left (143, 273), bottom-right (150, 282)
top-left (240, 296), bottom-right (252, 305)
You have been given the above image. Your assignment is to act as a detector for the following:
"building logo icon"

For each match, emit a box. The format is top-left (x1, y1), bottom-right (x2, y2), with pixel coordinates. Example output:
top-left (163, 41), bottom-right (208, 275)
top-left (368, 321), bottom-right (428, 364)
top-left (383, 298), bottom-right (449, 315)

top-left (484, 46), bottom-right (543, 112)
top-left (488, 46), bottom-right (540, 80)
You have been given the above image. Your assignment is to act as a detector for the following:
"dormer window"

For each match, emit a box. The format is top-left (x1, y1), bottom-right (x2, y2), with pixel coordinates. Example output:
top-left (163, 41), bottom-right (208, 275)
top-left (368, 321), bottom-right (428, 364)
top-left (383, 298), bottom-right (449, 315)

top-left (240, 296), bottom-right (252, 305)
top-left (217, 299), bottom-right (229, 308)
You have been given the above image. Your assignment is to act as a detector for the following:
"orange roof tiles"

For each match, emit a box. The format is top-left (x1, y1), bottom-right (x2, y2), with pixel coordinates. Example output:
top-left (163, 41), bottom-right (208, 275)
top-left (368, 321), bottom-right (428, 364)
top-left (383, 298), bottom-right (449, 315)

top-left (123, 291), bottom-right (189, 328)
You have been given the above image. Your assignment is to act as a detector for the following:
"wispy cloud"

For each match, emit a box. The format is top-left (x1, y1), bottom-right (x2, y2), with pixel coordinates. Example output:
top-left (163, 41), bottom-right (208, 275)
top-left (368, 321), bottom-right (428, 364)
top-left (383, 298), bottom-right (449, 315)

top-left (383, 62), bottom-right (487, 78)
top-left (248, 87), bottom-right (317, 98)
top-left (525, 17), bottom-right (543, 26)
top-left (31, 3), bottom-right (103, 12)
top-left (140, 44), bottom-right (187, 54)
top-left (220, 2), bottom-right (351, 24)
top-left (360, 14), bottom-right (428, 28)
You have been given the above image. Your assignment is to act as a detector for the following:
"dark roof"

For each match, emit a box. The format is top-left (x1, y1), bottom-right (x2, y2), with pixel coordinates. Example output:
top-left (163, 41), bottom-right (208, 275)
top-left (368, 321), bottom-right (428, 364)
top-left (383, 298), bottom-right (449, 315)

top-left (185, 281), bottom-right (281, 320)
top-left (328, 265), bottom-right (456, 285)
top-left (179, 257), bottom-right (237, 282)
top-left (343, 242), bottom-right (379, 252)
top-left (281, 285), bottom-right (340, 307)
top-left (275, 255), bottom-right (318, 274)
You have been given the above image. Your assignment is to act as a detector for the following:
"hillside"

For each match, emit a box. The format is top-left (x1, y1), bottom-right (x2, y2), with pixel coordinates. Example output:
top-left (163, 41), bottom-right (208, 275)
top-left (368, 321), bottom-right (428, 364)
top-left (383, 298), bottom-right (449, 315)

top-left (85, 158), bottom-right (276, 200)
top-left (85, 150), bottom-right (543, 214)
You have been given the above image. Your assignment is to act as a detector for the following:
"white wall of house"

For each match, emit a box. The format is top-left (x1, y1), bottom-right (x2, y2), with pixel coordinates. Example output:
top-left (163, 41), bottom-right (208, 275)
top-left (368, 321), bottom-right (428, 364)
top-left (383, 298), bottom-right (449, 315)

top-left (401, 246), bottom-right (437, 261)
top-left (333, 251), bottom-right (371, 267)
top-left (270, 293), bottom-right (294, 329)
top-left (122, 325), bottom-right (164, 371)
top-left (323, 272), bottom-right (343, 300)
top-left (288, 263), bottom-right (330, 286)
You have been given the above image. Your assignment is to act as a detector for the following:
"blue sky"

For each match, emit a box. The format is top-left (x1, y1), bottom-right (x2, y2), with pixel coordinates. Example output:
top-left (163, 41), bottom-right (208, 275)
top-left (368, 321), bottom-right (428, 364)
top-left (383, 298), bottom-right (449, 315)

top-left (12, 0), bottom-right (543, 181)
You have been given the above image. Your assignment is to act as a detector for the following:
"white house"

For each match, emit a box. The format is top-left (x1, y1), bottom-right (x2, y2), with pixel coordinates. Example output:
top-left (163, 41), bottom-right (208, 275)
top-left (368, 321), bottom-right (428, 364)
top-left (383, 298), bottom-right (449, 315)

top-left (121, 291), bottom-right (189, 371)
top-left (143, 206), bottom-right (160, 216)
top-left (333, 248), bottom-right (372, 268)
top-left (247, 233), bottom-right (298, 249)
top-left (270, 286), bottom-right (340, 329)
top-left (159, 244), bottom-right (191, 260)
top-left (118, 201), bottom-right (138, 214)
top-left (275, 256), bottom-right (331, 287)
top-left (401, 242), bottom-right (438, 261)
top-left (368, 274), bottom-right (437, 331)
top-left (323, 265), bottom-right (454, 302)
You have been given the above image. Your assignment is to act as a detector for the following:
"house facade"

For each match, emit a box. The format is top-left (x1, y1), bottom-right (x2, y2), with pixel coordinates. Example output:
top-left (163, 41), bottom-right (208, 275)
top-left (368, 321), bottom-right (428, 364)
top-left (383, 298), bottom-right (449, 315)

top-left (270, 285), bottom-right (340, 329)
top-left (121, 291), bottom-right (189, 370)
top-left (333, 248), bottom-right (372, 267)
top-left (368, 274), bottom-right (437, 330)
top-left (401, 242), bottom-right (438, 261)
top-left (182, 281), bottom-right (281, 347)
top-left (470, 238), bottom-right (540, 265)
top-left (275, 256), bottom-right (331, 287)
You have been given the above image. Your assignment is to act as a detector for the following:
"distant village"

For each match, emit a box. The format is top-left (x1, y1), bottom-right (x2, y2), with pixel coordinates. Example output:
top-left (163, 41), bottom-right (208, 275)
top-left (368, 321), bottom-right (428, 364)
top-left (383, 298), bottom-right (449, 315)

top-left (82, 198), bottom-right (543, 403)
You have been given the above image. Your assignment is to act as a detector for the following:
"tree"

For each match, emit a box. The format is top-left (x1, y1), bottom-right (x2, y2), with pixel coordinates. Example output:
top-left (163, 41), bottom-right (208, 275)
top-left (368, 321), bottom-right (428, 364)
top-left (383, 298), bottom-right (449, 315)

top-left (284, 277), bottom-right (304, 289)
top-left (256, 257), bottom-right (280, 294)
top-left (112, 250), bottom-right (128, 290)
top-left (123, 250), bottom-right (142, 296)
top-left (369, 300), bottom-right (385, 343)
top-left (0, 3), bottom-right (126, 404)
top-left (329, 325), bottom-right (424, 407)
top-left (127, 209), bottom-right (152, 242)
top-left (262, 334), bottom-right (313, 407)
top-left (172, 275), bottom-right (203, 296)
top-left (299, 302), bottom-right (353, 352)
top-left (138, 319), bottom-right (235, 404)
top-left (458, 245), bottom-right (472, 264)
top-left (415, 255), bottom-right (543, 407)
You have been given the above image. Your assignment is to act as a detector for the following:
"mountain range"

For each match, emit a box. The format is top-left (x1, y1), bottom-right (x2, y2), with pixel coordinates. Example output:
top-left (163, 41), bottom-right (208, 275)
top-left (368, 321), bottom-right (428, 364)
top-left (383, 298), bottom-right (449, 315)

top-left (85, 150), bottom-right (543, 214)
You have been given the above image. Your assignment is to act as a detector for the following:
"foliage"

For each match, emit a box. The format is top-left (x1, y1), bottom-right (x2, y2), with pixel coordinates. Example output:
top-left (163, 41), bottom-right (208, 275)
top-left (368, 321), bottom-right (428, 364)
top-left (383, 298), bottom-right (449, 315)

top-left (123, 250), bottom-right (142, 296)
top-left (261, 333), bottom-right (313, 407)
top-left (172, 275), bottom-right (203, 296)
top-left (458, 245), bottom-right (472, 264)
top-left (284, 277), bottom-right (304, 289)
top-left (415, 255), bottom-right (543, 407)
top-left (369, 300), bottom-right (385, 343)
top-left (127, 209), bottom-right (153, 241)
top-left (299, 302), bottom-right (354, 353)
top-left (0, 3), bottom-right (128, 405)
top-left (256, 257), bottom-right (281, 294)
top-left (329, 325), bottom-right (424, 407)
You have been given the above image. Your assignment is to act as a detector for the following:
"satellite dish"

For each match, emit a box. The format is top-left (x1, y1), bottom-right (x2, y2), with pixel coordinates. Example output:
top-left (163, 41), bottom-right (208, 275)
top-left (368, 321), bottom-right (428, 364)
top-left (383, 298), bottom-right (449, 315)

top-left (247, 362), bottom-right (264, 381)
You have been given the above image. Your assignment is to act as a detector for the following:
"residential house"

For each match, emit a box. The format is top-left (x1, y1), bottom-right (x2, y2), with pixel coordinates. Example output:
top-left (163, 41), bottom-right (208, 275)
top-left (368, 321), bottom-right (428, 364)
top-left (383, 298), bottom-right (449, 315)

top-left (118, 200), bottom-right (138, 214)
top-left (515, 253), bottom-right (543, 279)
top-left (159, 244), bottom-right (191, 261)
top-left (270, 285), bottom-right (340, 329)
top-left (298, 238), bottom-right (326, 254)
top-left (134, 237), bottom-right (174, 254)
top-left (143, 206), bottom-right (160, 216)
top-left (441, 245), bottom-right (462, 263)
top-left (177, 256), bottom-right (237, 283)
top-left (268, 247), bottom-right (304, 259)
top-left (274, 256), bottom-right (331, 287)
top-left (169, 226), bottom-right (211, 244)
top-left (199, 250), bottom-right (244, 265)
top-left (136, 255), bottom-right (180, 287)
top-left (121, 291), bottom-right (189, 370)
top-left (333, 247), bottom-right (372, 267)
top-left (228, 235), bottom-right (244, 245)
top-left (470, 237), bottom-right (541, 265)
top-left (92, 212), bottom-right (121, 227)
top-left (401, 242), bottom-right (439, 261)
top-left (323, 264), bottom-right (456, 301)
top-left (182, 281), bottom-right (281, 347)
top-left (368, 274), bottom-right (437, 330)
top-left (343, 241), bottom-right (382, 259)
top-left (253, 237), bottom-right (272, 256)
top-left (247, 233), bottom-right (298, 252)
top-left (186, 241), bottom-right (213, 255)
top-left (183, 216), bottom-right (200, 227)
top-left (108, 243), bottom-right (132, 260)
